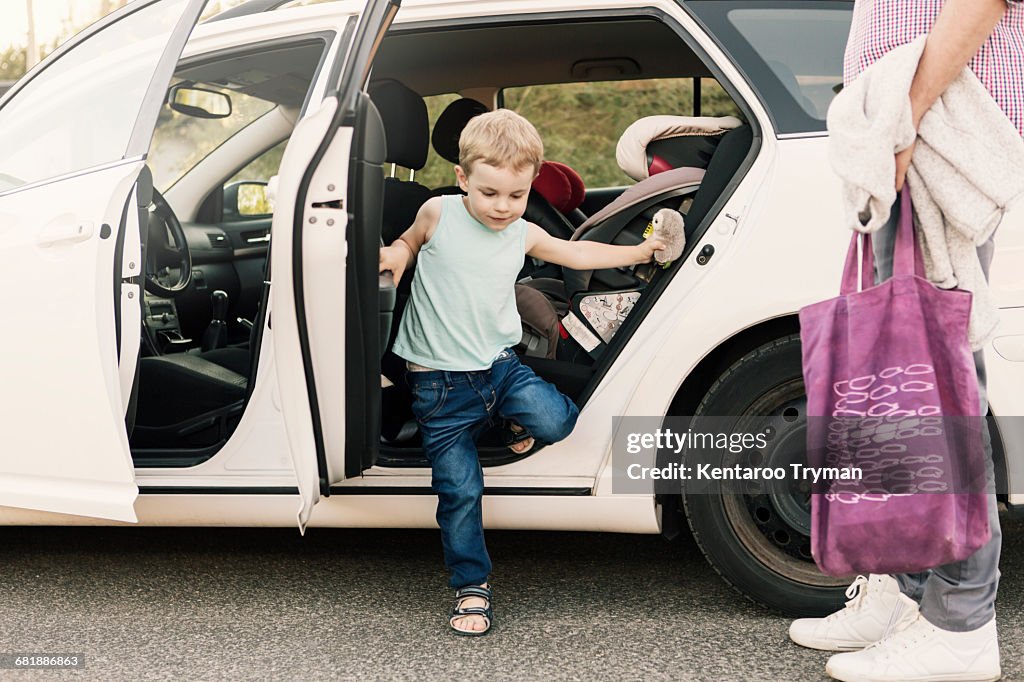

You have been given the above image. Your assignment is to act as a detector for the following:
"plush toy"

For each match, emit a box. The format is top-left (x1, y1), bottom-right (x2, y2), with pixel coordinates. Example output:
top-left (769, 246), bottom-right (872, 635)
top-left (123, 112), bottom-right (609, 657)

top-left (646, 208), bottom-right (686, 267)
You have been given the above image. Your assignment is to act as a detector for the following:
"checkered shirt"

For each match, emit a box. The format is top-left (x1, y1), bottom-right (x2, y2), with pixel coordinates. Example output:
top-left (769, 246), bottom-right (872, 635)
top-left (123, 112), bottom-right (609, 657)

top-left (844, 0), bottom-right (1024, 135)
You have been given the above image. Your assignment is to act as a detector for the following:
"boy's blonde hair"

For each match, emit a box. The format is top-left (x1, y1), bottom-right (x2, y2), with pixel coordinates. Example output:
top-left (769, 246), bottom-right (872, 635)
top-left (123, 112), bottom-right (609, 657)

top-left (459, 109), bottom-right (544, 176)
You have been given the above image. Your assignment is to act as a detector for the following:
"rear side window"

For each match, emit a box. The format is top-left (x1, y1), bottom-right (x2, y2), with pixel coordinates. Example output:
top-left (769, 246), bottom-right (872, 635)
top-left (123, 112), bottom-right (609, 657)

top-left (683, 1), bottom-right (852, 135)
top-left (503, 79), bottom-right (741, 188)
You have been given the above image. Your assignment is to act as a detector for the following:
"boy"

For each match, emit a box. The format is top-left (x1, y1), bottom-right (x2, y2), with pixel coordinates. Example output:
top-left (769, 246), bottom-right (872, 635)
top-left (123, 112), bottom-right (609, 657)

top-left (378, 109), bottom-right (663, 635)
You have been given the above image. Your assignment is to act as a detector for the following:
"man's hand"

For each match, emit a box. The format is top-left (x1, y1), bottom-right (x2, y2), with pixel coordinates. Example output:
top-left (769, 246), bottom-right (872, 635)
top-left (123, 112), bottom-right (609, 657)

top-left (895, 140), bottom-right (917, 191)
top-left (379, 240), bottom-right (413, 285)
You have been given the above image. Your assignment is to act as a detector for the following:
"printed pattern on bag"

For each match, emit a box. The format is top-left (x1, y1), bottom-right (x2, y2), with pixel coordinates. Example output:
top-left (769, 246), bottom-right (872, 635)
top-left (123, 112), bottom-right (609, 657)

top-left (831, 365), bottom-right (938, 418)
top-left (823, 363), bottom-right (953, 502)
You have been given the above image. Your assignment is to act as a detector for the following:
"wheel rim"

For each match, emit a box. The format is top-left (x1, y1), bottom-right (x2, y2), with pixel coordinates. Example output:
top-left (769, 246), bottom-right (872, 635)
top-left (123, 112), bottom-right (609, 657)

top-left (720, 379), bottom-right (848, 588)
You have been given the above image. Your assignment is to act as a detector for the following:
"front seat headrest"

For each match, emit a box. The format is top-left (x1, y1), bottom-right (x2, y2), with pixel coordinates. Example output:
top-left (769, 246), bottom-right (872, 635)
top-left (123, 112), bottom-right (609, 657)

top-left (367, 79), bottom-right (429, 170)
top-left (431, 97), bottom-right (490, 164)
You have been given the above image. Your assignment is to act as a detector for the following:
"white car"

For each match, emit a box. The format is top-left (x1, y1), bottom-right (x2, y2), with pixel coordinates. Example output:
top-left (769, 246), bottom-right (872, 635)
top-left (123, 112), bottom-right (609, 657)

top-left (1, 0), bottom-right (1021, 617)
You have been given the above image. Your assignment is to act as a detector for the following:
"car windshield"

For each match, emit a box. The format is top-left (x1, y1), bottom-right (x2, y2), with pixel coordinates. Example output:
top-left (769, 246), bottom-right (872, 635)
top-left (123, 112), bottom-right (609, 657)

top-left (149, 39), bottom-right (327, 192)
top-left (150, 81), bottom-right (276, 192)
top-left (683, 0), bottom-right (852, 135)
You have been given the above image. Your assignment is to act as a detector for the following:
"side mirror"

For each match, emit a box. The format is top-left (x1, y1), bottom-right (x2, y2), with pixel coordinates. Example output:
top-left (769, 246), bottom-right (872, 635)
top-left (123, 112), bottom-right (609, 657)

top-left (224, 181), bottom-right (271, 219)
top-left (168, 84), bottom-right (232, 119)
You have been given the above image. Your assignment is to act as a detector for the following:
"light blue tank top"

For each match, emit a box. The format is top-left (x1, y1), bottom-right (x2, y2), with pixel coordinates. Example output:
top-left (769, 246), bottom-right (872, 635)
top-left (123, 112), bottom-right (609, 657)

top-left (393, 195), bottom-right (527, 371)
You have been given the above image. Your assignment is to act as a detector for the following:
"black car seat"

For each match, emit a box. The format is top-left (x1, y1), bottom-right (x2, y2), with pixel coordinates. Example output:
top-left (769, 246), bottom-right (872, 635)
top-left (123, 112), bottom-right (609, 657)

top-left (132, 286), bottom-right (268, 448)
top-left (369, 80), bottom-right (431, 367)
top-left (368, 79), bottom-right (432, 245)
top-left (677, 123), bottom-right (754, 237)
top-left (134, 355), bottom-right (247, 427)
top-left (565, 116), bottom-right (750, 284)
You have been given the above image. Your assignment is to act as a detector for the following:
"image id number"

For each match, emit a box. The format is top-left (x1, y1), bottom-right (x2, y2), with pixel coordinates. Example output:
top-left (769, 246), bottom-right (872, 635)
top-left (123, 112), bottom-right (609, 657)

top-left (0, 653), bottom-right (85, 669)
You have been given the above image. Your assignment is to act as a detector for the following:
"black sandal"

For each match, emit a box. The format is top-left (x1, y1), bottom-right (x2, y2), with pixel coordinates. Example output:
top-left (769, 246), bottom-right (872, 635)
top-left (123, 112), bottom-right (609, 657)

top-left (503, 421), bottom-right (534, 454)
top-left (449, 584), bottom-right (493, 636)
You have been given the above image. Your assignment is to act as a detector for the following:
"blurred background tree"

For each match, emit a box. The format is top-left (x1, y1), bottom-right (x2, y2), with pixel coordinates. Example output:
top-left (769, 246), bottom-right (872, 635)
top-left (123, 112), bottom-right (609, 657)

top-left (0, 45), bottom-right (27, 81)
top-left (2, 0), bottom-right (326, 85)
top-left (4, 0), bottom-right (132, 83)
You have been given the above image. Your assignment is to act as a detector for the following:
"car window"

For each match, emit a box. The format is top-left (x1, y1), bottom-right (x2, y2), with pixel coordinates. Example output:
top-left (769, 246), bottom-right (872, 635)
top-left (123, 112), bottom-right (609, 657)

top-left (414, 93), bottom-right (462, 189)
top-left (220, 140), bottom-right (288, 219)
top-left (228, 140), bottom-right (288, 185)
top-left (150, 85), bottom-right (277, 192)
top-left (0, 0), bottom-right (192, 192)
top-left (682, 0), bottom-right (852, 135)
top-left (502, 79), bottom-right (742, 188)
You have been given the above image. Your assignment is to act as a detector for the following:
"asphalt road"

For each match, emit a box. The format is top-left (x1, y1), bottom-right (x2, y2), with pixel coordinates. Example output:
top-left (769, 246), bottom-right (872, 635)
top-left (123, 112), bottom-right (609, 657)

top-left (0, 516), bottom-right (1021, 681)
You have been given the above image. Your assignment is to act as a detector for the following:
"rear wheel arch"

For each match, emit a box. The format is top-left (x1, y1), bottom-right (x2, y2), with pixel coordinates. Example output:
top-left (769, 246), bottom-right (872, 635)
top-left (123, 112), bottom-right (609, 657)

top-left (666, 314), bottom-right (801, 418)
top-left (658, 316), bottom-right (799, 538)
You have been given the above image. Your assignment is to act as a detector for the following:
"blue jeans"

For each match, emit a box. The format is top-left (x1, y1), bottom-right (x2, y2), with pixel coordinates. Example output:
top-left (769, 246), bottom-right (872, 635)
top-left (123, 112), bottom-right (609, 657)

top-left (406, 349), bottom-right (580, 589)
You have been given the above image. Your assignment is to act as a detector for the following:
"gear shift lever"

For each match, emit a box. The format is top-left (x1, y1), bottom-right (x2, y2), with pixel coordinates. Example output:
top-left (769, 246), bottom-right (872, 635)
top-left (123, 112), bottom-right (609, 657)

top-left (202, 289), bottom-right (229, 352)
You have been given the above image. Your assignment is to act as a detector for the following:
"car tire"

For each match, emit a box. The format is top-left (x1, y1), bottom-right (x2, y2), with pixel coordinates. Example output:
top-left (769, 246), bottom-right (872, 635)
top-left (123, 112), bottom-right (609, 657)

top-left (682, 334), bottom-right (849, 616)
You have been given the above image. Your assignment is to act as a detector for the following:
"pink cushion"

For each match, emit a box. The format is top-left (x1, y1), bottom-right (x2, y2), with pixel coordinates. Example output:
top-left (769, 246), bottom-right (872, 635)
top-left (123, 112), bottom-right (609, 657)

top-left (546, 161), bottom-right (585, 212)
top-left (532, 161), bottom-right (585, 214)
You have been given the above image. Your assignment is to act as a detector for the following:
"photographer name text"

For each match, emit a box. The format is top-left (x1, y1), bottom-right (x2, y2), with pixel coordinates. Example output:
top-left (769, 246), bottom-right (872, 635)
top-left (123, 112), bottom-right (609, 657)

top-left (625, 462), bottom-right (863, 482)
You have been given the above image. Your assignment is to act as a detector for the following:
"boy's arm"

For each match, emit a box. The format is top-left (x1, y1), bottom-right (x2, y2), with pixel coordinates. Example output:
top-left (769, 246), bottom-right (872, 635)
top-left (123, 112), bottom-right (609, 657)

top-left (525, 223), bottom-right (664, 271)
top-left (895, 0), bottom-right (1009, 189)
top-left (378, 197), bottom-right (442, 285)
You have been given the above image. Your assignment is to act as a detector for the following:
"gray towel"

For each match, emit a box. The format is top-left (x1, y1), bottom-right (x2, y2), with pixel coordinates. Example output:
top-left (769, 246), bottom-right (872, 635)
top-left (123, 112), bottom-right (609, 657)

top-left (827, 35), bottom-right (1024, 350)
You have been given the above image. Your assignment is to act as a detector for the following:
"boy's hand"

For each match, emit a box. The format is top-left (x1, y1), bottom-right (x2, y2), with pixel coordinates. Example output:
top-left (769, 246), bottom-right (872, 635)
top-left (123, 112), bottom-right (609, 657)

top-left (635, 239), bottom-right (666, 264)
top-left (379, 242), bottom-right (411, 285)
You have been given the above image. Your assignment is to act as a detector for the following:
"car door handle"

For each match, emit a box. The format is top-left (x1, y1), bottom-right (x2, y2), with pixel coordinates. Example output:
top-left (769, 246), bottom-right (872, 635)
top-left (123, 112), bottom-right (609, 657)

top-left (37, 220), bottom-right (95, 247)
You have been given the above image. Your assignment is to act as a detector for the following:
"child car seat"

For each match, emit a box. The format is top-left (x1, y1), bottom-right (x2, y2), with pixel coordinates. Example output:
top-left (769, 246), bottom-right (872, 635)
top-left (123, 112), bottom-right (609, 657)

top-left (521, 115), bottom-right (749, 358)
top-left (616, 114), bottom-right (742, 181)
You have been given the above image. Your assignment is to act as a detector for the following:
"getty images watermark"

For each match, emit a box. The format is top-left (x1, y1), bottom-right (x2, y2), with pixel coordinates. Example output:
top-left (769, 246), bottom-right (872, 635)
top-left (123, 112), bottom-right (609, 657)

top-left (620, 426), bottom-right (861, 485)
top-left (611, 416), bottom-right (1008, 496)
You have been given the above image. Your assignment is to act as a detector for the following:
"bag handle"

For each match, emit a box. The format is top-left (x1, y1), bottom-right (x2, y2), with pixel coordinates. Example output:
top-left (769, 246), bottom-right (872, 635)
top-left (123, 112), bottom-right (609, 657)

top-left (894, 188), bottom-right (925, 278)
top-left (840, 232), bottom-right (874, 294)
top-left (840, 189), bottom-right (923, 294)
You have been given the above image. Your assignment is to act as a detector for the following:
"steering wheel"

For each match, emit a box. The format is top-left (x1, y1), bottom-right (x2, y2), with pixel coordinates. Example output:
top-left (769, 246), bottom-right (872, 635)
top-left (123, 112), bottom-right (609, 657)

top-left (145, 188), bottom-right (193, 297)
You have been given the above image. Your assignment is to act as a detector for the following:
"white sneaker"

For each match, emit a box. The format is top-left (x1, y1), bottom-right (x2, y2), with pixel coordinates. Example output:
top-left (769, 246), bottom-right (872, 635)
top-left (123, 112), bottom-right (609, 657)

top-left (825, 615), bottom-right (1001, 682)
top-left (789, 574), bottom-right (919, 651)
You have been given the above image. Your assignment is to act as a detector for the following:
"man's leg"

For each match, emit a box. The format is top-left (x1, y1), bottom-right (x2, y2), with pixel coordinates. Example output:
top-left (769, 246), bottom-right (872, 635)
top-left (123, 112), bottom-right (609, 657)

top-left (915, 236), bottom-right (1001, 631)
top-left (870, 198), bottom-right (1001, 630)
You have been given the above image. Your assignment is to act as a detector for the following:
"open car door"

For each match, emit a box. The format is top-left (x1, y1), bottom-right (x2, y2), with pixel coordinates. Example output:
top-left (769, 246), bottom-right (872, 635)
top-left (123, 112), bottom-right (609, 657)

top-left (0, 0), bottom-right (208, 522)
top-left (271, 0), bottom-right (399, 530)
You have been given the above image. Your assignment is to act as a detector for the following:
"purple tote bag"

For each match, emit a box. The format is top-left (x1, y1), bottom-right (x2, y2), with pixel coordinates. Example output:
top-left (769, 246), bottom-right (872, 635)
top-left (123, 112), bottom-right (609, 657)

top-left (799, 190), bottom-right (990, 577)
